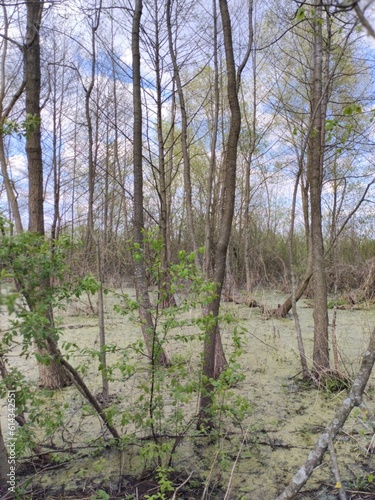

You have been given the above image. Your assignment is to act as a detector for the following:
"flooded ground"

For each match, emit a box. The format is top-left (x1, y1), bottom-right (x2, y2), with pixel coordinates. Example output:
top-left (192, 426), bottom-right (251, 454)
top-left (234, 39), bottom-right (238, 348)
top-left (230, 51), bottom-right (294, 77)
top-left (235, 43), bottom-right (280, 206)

top-left (1, 288), bottom-right (375, 499)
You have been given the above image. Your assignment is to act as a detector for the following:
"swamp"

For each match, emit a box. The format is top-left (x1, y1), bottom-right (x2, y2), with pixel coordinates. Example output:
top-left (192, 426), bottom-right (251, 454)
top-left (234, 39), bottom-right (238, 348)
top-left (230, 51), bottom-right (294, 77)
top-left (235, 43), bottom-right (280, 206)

top-left (1, 284), bottom-right (375, 499)
top-left (2, 0), bottom-right (375, 498)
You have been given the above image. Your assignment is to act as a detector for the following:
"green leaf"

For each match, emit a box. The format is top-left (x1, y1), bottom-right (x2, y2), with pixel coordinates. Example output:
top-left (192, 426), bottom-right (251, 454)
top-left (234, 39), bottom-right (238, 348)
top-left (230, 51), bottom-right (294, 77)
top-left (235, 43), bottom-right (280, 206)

top-left (343, 104), bottom-right (362, 116)
top-left (296, 7), bottom-right (305, 21)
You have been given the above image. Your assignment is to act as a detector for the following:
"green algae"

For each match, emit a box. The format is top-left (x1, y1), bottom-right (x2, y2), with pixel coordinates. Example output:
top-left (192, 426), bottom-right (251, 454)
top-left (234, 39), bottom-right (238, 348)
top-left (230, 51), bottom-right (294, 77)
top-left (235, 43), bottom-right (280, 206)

top-left (1, 288), bottom-right (375, 498)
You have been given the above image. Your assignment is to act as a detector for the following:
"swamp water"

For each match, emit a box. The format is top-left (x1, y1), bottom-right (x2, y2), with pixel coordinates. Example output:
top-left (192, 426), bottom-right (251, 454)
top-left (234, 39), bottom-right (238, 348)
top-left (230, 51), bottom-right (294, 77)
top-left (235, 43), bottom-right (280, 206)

top-left (1, 289), bottom-right (375, 499)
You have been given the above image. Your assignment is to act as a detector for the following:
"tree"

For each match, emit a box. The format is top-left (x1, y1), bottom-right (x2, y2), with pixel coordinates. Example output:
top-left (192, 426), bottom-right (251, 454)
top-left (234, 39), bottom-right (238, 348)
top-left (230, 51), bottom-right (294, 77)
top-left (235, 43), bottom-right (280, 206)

top-left (198, 0), bottom-right (248, 428)
top-left (307, 1), bottom-right (330, 376)
top-left (166, 0), bottom-right (200, 268)
top-left (132, 0), bottom-right (169, 366)
top-left (0, 4), bottom-right (24, 235)
top-left (24, 0), bottom-right (71, 388)
top-left (145, 0), bottom-right (177, 308)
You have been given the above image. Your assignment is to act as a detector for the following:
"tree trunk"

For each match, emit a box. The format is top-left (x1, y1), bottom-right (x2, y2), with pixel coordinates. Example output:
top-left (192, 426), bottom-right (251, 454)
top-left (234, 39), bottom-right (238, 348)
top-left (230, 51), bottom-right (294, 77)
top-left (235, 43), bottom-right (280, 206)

top-left (198, 0), bottom-right (242, 429)
top-left (154, 3), bottom-right (176, 309)
top-left (0, 137), bottom-right (23, 234)
top-left (25, 0), bottom-right (44, 236)
top-left (84, 3), bottom-right (109, 401)
top-left (309, 3), bottom-right (329, 375)
top-left (166, 0), bottom-right (200, 269)
top-left (0, 5), bottom-right (24, 234)
top-left (243, 1), bottom-right (255, 294)
top-left (288, 155), bottom-right (309, 378)
top-left (203, 0), bottom-right (220, 279)
top-left (25, 0), bottom-right (71, 388)
top-left (132, 0), bottom-right (169, 366)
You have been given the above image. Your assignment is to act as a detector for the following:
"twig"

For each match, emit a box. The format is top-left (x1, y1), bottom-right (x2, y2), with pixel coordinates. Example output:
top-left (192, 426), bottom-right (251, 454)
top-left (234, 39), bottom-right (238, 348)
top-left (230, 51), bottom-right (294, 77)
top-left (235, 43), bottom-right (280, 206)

top-left (201, 433), bottom-right (227, 499)
top-left (328, 438), bottom-right (347, 500)
top-left (171, 471), bottom-right (193, 500)
top-left (247, 330), bottom-right (278, 351)
top-left (223, 424), bottom-right (251, 500)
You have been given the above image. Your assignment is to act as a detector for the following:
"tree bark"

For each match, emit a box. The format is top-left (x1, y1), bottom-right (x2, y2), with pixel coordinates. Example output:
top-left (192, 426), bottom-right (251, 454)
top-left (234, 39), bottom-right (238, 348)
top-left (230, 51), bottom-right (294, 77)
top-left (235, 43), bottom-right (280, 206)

top-left (25, 0), bottom-right (44, 235)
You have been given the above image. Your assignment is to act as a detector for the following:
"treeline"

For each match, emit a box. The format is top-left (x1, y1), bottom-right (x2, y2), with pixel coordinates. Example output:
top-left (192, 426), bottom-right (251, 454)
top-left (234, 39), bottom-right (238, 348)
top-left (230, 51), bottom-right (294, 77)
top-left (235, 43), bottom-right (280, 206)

top-left (63, 218), bottom-right (375, 295)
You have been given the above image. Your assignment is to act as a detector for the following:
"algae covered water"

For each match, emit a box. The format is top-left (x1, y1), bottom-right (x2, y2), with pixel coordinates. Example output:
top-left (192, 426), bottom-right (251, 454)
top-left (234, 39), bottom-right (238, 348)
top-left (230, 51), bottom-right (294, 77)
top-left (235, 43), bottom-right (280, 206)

top-left (1, 289), bottom-right (374, 498)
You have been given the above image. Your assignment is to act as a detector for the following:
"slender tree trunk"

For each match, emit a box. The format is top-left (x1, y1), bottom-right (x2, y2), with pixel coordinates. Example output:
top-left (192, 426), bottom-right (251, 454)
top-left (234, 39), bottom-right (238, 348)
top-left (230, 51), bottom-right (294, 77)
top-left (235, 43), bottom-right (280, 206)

top-left (84, 2), bottom-right (109, 400)
top-left (25, 0), bottom-right (71, 388)
top-left (0, 4), bottom-right (24, 234)
top-left (166, 0), bottom-right (200, 268)
top-left (243, 1), bottom-right (255, 294)
top-left (154, 3), bottom-right (176, 309)
top-left (289, 166), bottom-right (309, 378)
top-left (203, 0), bottom-right (220, 278)
top-left (132, 0), bottom-right (169, 366)
top-left (0, 138), bottom-right (23, 234)
top-left (309, 3), bottom-right (329, 375)
top-left (50, 40), bottom-right (64, 243)
top-left (198, 0), bottom-right (242, 428)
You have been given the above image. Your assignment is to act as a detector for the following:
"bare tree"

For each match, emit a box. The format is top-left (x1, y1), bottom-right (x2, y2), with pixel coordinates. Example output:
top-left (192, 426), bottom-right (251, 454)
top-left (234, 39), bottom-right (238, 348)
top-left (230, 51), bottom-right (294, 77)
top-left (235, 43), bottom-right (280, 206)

top-left (132, 0), bottom-right (169, 366)
top-left (166, 0), bottom-right (200, 268)
top-left (0, 4), bottom-right (24, 234)
top-left (82, 0), bottom-right (110, 401)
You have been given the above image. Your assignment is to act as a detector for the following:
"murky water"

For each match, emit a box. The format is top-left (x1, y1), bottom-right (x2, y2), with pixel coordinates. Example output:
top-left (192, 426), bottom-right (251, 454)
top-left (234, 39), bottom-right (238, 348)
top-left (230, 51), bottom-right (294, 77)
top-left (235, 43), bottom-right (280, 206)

top-left (1, 288), bottom-right (375, 498)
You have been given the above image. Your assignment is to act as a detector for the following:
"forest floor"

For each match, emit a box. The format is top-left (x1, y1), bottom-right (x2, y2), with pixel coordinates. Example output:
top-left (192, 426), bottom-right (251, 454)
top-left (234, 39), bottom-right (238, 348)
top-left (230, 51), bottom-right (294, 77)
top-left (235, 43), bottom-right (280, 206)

top-left (1, 289), bottom-right (375, 499)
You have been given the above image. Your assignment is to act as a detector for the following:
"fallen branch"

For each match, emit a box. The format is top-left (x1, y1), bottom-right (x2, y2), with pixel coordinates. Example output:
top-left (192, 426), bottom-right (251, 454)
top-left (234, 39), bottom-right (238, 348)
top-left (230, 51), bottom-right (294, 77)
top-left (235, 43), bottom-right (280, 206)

top-left (276, 326), bottom-right (375, 500)
top-left (61, 323), bottom-right (98, 330)
top-left (46, 337), bottom-right (121, 441)
top-left (222, 293), bottom-right (260, 308)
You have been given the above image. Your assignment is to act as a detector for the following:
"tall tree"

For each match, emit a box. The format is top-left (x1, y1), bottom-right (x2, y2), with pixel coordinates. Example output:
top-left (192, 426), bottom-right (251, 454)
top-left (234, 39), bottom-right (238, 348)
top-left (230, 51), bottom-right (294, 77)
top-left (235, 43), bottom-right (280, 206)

top-left (166, 0), bottom-right (200, 267)
top-left (309, 3), bottom-right (330, 375)
top-left (82, 0), bottom-right (110, 401)
top-left (0, 4), bottom-right (24, 234)
top-left (147, 0), bottom-right (177, 308)
top-left (132, 0), bottom-right (169, 366)
top-left (24, 0), bottom-right (71, 388)
top-left (198, 0), bottom-right (245, 428)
